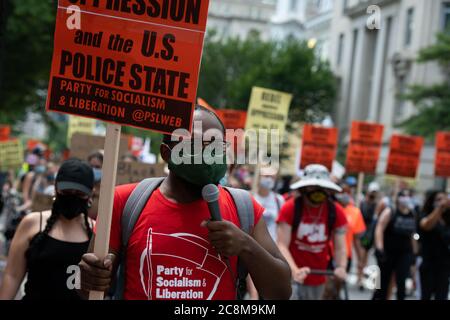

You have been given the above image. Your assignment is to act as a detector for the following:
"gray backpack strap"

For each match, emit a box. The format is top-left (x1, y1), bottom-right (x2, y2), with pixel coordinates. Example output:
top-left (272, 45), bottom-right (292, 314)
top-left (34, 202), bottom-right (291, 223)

top-left (114, 177), bottom-right (165, 300)
top-left (224, 187), bottom-right (254, 233)
top-left (224, 187), bottom-right (254, 300)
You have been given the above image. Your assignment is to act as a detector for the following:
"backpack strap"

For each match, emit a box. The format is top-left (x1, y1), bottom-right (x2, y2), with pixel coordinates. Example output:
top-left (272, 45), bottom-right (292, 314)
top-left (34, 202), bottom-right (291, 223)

top-left (293, 196), bottom-right (303, 233)
top-left (223, 187), bottom-right (254, 300)
top-left (327, 199), bottom-right (337, 238)
top-left (114, 177), bottom-right (165, 300)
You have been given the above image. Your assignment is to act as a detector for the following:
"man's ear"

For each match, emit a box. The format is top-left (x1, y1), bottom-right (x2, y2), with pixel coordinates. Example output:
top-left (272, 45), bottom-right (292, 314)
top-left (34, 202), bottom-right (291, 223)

top-left (160, 144), bottom-right (171, 163)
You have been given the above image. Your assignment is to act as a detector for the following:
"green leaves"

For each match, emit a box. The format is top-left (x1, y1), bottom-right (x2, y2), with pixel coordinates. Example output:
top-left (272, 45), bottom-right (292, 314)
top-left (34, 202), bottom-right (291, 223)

top-left (0, 0), bottom-right (56, 123)
top-left (402, 30), bottom-right (450, 140)
top-left (197, 32), bottom-right (337, 124)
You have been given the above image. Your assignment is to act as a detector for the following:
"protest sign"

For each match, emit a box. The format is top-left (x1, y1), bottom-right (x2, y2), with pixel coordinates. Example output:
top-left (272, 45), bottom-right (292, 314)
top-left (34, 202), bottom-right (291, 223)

top-left (435, 131), bottom-right (450, 177)
top-left (245, 87), bottom-right (292, 137)
top-left (70, 132), bottom-right (129, 160)
top-left (216, 110), bottom-right (247, 130)
top-left (386, 134), bottom-right (424, 178)
top-left (299, 124), bottom-right (338, 171)
top-left (280, 122), bottom-right (302, 176)
top-left (345, 121), bottom-right (384, 174)
top-left (0, 139), bottom-right (23, 170)
top-left (46, 0), bottom-right (210, 135)
top-left (0, 126), bottom-right (11, 141)
top-left (67, 115), bottom-right (96, 146)
top-left (32, 193), bottom-right (54, 212)
top-left (116, 162), bottom-right (166, 185)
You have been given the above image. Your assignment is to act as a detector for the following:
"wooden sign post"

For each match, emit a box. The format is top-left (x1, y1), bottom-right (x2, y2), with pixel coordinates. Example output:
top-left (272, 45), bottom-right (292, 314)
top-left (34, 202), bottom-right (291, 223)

top-left (356, 172), bottom-right (364, 208)
top-left (89, 123), bottom-right (121, 300)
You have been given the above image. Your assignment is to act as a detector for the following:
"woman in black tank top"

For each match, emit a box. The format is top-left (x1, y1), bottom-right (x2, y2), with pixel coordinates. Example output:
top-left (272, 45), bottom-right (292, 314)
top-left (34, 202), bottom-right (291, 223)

top-left (373, 190), bottom-right (416, 300)
top-left (0, 159), bottom-right (95, 300)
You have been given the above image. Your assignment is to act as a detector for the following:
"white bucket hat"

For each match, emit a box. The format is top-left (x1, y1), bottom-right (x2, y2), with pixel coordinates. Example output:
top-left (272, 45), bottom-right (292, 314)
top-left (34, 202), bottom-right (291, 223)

top-left (290, 164), bottom-right (342, 192)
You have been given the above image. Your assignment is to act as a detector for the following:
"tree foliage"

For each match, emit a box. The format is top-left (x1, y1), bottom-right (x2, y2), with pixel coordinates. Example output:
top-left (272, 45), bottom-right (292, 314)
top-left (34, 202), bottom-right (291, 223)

top-left (402, 31), bottom-right (450, 139)
top-left (198, 32), bottom-right (337, 124)
top-left (0, 0), bottom-right (56, 124)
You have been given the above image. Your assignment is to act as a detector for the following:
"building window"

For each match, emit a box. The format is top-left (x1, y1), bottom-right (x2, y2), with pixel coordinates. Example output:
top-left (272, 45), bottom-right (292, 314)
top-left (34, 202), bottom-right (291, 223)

top-left (290, 0), bottom-right (298, 11)
top-left (337, 33), bottom-right (344, 66)
top-left (404, 7), bottom-right (414, 47)
top-left (443, 2), bottom-right (450, 31)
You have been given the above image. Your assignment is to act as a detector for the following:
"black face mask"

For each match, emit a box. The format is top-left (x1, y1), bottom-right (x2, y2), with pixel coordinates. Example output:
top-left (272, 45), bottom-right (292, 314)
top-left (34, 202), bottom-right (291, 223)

top-left (53, 194), bottom-right (88, 220)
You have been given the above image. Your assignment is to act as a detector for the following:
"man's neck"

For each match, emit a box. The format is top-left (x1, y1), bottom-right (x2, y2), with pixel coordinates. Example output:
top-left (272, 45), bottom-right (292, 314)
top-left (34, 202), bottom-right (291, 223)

top-left (160, 172), bottom-right (203, 204)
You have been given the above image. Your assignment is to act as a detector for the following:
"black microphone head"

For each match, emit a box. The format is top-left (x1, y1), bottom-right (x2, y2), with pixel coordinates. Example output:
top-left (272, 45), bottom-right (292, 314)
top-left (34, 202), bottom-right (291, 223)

top-left (202, 184), bottom-right (220, 203)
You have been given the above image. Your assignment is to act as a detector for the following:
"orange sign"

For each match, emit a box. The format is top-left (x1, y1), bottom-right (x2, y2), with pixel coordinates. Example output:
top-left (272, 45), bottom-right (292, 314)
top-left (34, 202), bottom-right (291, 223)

top-left (300, 124), bottom-right (338, 171)
top-left (216, 110), bottom-right (247, 130)
top-left (386, 134), bottom-right (424, 178)
top-left (0, 125), bottom-right (10, 141)
top-left (435, 131), bottom-right (450, 177)
top-left (346, 121), bottom-right (384, 174)
top-left (46, 0), bottom-right (210, 135)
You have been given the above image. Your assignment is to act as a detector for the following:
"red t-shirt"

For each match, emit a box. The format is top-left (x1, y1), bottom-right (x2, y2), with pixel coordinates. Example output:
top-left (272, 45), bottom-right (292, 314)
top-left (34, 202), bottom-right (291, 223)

top-left (277, 198), bottom-right (347, 286)
top-left (107, 184), bottom-right (263, 300)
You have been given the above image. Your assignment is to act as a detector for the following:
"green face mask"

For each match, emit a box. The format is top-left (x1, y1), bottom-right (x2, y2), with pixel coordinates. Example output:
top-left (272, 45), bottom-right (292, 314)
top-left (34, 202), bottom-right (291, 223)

top-left (168, 152), bottom-right (228, 187)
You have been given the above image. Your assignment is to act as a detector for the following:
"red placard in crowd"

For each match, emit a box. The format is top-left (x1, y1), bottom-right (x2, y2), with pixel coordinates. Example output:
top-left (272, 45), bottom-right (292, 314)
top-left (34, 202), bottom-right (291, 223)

top-left (300, 124), bottom-right (338, 171)
top-left (216, 110), bottom-right (247, 130)
top-left (0, 125), bottom-right (11, 141)
top-left (386, 134), bottom-right (424, 178)
top-left (435, 131), bottom-right (450, 177)
top-left (46, 0), bottom-right (210, 135)
top-left (345, 121), bottom-right (384, 174)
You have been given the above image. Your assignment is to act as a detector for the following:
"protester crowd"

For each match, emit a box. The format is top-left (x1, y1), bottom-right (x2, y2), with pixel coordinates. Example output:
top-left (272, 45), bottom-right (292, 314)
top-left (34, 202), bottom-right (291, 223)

top-left (0, 110), bottom-right (449, 301)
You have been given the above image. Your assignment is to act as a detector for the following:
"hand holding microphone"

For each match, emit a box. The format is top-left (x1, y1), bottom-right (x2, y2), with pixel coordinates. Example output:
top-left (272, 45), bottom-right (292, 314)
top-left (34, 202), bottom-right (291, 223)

top-left (201, 184), bottom-right (248, 257)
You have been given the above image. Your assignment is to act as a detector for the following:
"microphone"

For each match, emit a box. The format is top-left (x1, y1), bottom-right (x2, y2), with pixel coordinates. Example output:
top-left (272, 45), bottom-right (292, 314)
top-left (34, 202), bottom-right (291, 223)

top-left (202, 184), bottom-right (233, 276)
top-left (202, 184), bottom-right (222, 221)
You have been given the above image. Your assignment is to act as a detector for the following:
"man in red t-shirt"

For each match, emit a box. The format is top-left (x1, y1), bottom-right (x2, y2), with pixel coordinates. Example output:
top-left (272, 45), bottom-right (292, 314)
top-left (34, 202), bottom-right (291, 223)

top-left (277, 164), bottom-right (348, 300)
top-left (79, 105), bottom-right (291, 300)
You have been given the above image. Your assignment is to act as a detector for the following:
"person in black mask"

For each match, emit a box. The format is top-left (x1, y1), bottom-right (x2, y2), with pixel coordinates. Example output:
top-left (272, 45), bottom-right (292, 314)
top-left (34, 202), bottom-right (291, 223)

top-left (418, 190), bottom-right (450, 300)
top-left (0, 158), bottom-right (94, 300)
top-left (373, 190), bottom-right (417, 300)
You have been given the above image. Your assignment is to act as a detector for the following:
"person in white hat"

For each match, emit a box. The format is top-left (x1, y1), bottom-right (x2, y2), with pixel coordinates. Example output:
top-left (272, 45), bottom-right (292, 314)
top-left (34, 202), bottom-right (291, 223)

top-left (276, 164), bottom-right (348, 300)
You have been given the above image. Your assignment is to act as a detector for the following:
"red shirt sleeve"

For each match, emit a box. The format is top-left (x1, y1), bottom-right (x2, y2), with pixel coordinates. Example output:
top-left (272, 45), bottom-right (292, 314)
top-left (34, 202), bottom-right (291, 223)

top-left (276, 197), bottom-right (295, 226)
top-left (333, 202), bottom-right (348, 230)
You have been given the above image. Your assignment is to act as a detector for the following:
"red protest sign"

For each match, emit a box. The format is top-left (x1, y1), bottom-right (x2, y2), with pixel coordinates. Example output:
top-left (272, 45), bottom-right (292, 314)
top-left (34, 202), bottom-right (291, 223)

top-left (345, 121), bottom-right (384, 174)
top-left (386, 134), bottom-right (424, 178)
top-left (216, 110), bottom-right (247, 130)
top-left (0, 125), bottom-right (11, 141)
top-left (435, 131), bottom-right (450, 177)
top-left (300, 124), bottom-right (338, 171)
top-left (46, 0), bottom-right (210, 135)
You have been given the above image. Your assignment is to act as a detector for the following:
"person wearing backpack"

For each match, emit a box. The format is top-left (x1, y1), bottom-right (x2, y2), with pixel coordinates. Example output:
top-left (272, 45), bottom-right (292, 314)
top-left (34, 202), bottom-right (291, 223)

top-left (277, 164), bottom-right (348, 300)
top-left (373, 190), bottom-right (417, 300)
top-left (78, 105), bottom-right (291, 300)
